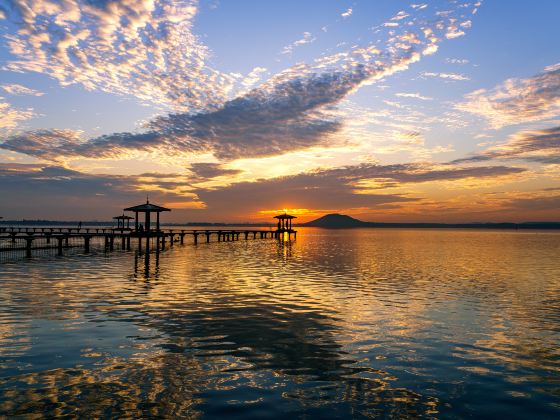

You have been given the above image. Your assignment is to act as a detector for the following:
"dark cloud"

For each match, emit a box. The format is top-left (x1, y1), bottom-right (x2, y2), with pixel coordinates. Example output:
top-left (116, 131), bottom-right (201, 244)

top-left (150, 70), bottom-right (353, 160)
top-left (503, 195), bottom-right (560, 212)
top-left (0, 129), bottom-right (164, 160)
top-left (0, 163), bottom-right (183, 219)
top-left (193, 162), bottom-right (526, 216)
top-left (454, 126), bottom-right (560, 164)
top-left (0, 161), bottom-right (524, 220)
top-left (0, 67), bottom-right (370, 161)
top-left (189, 163), bottom-right (242, 179)
top-left (0, 66), bottom-right (385, 161)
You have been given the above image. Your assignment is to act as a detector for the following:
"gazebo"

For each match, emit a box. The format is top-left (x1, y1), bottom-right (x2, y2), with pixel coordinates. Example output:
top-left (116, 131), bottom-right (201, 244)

top-left (113, 214), bottom-right (134, 230)
top-left (124, 199), bottom-right (171, 233)
top-left (274, 213), bottom-right (296, 231)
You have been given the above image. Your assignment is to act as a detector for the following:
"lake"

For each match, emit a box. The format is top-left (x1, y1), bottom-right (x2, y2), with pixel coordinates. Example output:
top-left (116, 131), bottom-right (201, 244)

top-left (0, 228), bottom-right (559, 418)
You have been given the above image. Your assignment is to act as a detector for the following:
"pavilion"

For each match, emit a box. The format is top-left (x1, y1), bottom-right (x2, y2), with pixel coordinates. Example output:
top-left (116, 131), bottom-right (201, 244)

top-left (274, 213), bottom-right (296, 231)
top-left (124, 199), bottom-right (171, 233)
top-left (113, 214), bottom-right (134, 230)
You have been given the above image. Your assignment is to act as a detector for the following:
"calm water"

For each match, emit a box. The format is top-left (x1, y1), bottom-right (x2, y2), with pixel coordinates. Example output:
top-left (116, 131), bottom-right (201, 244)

top-left (0, 228), bottom-right (559, 418)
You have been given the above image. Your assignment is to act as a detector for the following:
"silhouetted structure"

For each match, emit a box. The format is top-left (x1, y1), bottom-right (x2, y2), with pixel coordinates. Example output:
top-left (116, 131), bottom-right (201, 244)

top-left (113, 214), bottom-right (133, 230)
top-left (0, 205), bottom-right (292, 260)
top-left (274, 213), bottom-right (297, 240)
top-left (124, 199), bottom-right (171, 233)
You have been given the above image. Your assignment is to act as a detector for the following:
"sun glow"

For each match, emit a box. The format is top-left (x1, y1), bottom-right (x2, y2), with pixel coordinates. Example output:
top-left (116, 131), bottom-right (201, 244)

top-left (259, 208), bottom-right (310, 216)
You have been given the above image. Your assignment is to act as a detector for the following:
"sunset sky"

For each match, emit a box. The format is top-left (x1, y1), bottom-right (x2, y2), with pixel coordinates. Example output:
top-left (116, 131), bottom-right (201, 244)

top-left (0, 0), bottom-right (559, 222)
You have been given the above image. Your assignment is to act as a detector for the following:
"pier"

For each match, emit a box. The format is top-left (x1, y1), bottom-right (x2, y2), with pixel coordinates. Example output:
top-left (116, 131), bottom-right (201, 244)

top-left (0, 202), bottom-right (296, 261)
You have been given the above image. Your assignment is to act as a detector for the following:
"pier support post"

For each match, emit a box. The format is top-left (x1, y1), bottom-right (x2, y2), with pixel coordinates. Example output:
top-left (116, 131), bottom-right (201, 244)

top-left (57, 237), bottom-right (63, 256)
top-left (121, 235), bottom-right (126, 250)
top-left (109, 235), bottom-right (114, 251)
top-left (127, 236), bottom-right (131, 250)
top-left (84, 236), bottom-right (90, 253)
top-left (170, 234), bottom-right (174, 247)
top-left (206, 232), bottom-right (210, 243)
top-left (65, 236), bottom-right (69, 248)
top-left (218, 231), bottom-right (222, 242)
top-left (180, 234), bottom-right (185, 244)
top-left (25, 237), bottom-right (33, 258)
top-left (46, 233), bottom-right (51, 244)
top-left (161, 235), bottom-right (166, 250)
top-left (194, 233), bottom-right (198, 245)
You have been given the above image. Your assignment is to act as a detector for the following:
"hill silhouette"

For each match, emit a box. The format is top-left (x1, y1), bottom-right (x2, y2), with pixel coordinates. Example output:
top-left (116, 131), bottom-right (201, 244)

top-left (300, 214), bottom-right (560, 229)
top-left (301, 213), bottom-right (369, 228)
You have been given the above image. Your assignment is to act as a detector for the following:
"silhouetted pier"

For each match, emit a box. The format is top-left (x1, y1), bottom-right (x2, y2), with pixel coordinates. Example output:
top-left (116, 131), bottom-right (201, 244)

top-left (0, 202), bottom-right (296, 261)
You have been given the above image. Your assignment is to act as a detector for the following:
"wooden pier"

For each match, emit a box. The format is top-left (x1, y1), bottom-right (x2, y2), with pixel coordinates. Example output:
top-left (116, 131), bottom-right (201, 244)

top-left (0, 202), bottom-right (297, 260)
top-left (0, 227), bottom-right (295, 259)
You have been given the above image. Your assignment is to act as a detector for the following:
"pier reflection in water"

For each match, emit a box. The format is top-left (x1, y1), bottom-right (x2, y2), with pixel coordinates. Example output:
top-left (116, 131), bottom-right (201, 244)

top-left (0, 228), bottom-right (559, 418)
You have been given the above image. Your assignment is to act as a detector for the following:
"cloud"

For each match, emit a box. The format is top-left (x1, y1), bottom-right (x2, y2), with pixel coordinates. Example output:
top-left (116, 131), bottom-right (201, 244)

top-left (456, 64), bottom-right (560, 129)
top-left (391, 11), bottom-right (409, 21)
top-left (395, 92), bottom-right (432, 100)
top-left (0, 158), bottom-right (526, 220)
top-left (455, 126), bottom-right (560, 164)
top-left (0, 163), bottom-right (135, 217)
top-left (0, 98), bottom-right (34, 130)
top-left (189, 162), bottom-right (242, 179)
top-left (0, 129), bottom-right (163, 160)
top-left (0, 162), bottom-right (203, 218)
top-left (502, 194), bottom-right (560, 212)
top-left (341, 8), bottom-right (352, 18)
top-left (421, 72), bottom-right (470, 81)
top-left (281, 32), bottom-right (316, 55)
top-left (1, 0), bottom-right (232, 111)
top-left (1, 83), bottom-right (44, 96)
top-left (0, 1), bottom-right (480, 162)
top-left (194, 161), bottom-right (525, 215)
top-left (240, 67), bottom-right (268, 91)
top-left (445, 58), bottom-right (469, 65)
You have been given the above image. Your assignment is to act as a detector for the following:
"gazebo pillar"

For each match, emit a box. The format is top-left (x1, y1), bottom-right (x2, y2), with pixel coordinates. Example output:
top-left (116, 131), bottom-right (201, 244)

top-left (157, 212), bottom-right (160, 232)
top-left (146, 211), bottom-right (151, 231)
top-left (135, 212), bottom-right (138, 231)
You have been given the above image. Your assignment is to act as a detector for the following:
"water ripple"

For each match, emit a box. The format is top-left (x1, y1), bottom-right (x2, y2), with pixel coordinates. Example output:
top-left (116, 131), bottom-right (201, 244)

top-left (0, 228), bottom-right (559, 417)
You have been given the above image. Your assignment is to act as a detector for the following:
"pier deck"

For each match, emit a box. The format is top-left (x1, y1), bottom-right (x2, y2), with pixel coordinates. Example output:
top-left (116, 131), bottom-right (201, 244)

top-left (0, 227), bottom-right (297, 260)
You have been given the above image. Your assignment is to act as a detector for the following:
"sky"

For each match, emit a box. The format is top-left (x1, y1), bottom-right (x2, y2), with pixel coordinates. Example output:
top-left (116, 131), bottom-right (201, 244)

top-left (0, 0), bottom-right (559, 223)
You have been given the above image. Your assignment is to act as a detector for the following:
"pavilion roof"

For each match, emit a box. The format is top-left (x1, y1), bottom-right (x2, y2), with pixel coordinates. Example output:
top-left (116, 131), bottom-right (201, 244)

top-left (124, 200), bottom-right (171, 213)
top-left (113, 215), bottom-right (134, 220)
top-left (273, 214), bottom-right (297, 219)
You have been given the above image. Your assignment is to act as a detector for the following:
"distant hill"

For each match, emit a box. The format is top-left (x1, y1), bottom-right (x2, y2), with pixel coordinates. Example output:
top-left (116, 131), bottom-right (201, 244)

top-left (301, 213), bottom-right (370, 228)
top-left (300, 214), bottom-right (560, 229)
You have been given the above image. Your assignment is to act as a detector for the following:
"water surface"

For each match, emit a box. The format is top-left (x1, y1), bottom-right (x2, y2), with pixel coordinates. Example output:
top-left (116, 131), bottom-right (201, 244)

top-left (0, 228), bottom-right (559, 418)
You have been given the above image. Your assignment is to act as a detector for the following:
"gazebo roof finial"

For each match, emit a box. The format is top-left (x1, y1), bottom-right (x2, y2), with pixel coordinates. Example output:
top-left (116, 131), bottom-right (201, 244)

top-left (146, 194), bottom-right (149, 204)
